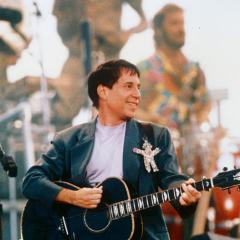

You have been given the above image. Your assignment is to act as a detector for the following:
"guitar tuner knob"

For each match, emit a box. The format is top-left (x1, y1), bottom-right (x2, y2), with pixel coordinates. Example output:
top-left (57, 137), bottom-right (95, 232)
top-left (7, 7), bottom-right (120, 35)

top-left (223, 167), bottom-right (228, 171)
top-left (227, 188), bottom-right (231, 194)
top-left (237, 185), bottom-right (240, 192)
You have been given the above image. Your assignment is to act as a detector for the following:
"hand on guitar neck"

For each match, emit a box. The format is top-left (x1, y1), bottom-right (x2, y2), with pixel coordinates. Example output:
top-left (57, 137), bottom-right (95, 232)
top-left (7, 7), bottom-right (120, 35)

top-left (179, 178), bottom-right (202, 206)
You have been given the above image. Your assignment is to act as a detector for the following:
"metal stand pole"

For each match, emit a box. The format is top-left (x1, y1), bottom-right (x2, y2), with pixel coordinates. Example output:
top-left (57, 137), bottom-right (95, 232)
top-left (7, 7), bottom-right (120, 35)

top-left (33, 2), bottom-right (51, 132)
top-left (0, 203), bottom-right (2, 240)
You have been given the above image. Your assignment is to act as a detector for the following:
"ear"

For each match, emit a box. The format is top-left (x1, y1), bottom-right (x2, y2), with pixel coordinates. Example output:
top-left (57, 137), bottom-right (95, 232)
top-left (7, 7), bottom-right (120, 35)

top-left (155, 27), bottom-right (163, 39)
top-left (97, 84), bottom-right (108, 101)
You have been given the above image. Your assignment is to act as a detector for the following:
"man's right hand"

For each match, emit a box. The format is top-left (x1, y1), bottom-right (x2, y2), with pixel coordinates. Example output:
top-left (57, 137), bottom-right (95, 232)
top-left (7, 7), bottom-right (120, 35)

top-left (56, 186), bottom-right (103, 209)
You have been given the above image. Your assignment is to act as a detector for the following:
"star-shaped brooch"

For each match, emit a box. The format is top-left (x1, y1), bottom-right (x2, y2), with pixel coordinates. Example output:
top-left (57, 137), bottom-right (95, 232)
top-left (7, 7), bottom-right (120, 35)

top-left (133, 138), bottom-right (160, 173)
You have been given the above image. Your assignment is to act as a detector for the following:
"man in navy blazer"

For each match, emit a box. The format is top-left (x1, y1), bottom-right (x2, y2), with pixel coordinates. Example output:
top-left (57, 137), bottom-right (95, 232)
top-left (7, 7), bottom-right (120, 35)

top-left (22, 59), bottom-right (201, 239)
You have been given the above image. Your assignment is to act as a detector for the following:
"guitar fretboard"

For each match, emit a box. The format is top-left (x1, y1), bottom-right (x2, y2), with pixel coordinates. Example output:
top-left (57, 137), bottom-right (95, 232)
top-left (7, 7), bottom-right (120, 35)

top-left (109, 177), bottom-right (214, 220)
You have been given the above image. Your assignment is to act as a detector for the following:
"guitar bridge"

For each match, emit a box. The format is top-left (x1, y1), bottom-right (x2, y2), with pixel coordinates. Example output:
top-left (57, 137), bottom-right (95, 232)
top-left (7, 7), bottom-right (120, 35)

top-left (58, 216), bottom-right (70, 236)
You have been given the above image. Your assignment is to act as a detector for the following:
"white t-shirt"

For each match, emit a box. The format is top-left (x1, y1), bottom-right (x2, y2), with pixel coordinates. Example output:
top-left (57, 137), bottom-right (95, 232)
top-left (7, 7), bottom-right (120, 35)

top-left (86, 120), bottom-right (126, 186)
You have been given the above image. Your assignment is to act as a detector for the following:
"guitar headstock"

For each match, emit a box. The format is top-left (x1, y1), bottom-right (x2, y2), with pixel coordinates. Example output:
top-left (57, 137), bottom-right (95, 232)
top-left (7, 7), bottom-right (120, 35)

top-left (213, 168), bottom-right (240, 189)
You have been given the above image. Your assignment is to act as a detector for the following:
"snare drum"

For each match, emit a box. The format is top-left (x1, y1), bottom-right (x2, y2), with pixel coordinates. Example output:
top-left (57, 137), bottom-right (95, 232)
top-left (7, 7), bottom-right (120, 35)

top-left (162, 202), bottom-right (183, 240)
top-left (213, 188), bottom-right (240, 236)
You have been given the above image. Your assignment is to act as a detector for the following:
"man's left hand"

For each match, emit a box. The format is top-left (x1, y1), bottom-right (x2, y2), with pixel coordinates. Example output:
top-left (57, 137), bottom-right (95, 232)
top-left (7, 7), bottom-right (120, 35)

top-left (179, 178), bottom-right (201, 206)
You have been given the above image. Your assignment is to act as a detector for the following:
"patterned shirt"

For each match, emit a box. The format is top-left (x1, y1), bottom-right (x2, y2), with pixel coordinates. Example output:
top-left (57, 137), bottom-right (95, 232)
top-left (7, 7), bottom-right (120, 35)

top-left (137, 52), bottom-right (210, 131)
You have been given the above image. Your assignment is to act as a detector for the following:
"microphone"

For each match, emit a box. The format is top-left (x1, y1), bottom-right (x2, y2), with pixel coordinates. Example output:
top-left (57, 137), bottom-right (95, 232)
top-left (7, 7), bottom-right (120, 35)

top-left (0, 7), bottom-right (22, 26)
top-left (0, 145), bottom-right (17, 177)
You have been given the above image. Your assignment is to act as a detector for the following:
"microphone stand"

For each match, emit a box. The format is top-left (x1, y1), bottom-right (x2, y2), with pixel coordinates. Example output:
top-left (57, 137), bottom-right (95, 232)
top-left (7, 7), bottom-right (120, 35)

top-left (0, 203), bottom-right (2, 240)
top-left (32, 2), bottom-right (51, 133)
top-left (0, 145), bottom-right (17, 240)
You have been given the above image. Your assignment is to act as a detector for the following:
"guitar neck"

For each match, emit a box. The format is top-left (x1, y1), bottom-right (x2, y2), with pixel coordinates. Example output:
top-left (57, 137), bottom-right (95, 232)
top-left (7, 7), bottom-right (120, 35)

top-left (109, 177), bottom-right (214, 220)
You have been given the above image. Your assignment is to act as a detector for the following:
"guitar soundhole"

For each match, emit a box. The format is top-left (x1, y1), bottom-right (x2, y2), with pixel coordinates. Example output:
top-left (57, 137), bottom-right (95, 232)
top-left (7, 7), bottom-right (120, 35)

top-left (84, 204), bottom-right (111, 233)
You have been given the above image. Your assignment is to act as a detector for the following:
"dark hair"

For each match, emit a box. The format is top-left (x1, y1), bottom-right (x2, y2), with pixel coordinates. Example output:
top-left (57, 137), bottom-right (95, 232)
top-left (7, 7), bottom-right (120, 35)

top-left (153, 4), bottom-right (183, 45)
top-left (88, 59), bottom-right (140, 108)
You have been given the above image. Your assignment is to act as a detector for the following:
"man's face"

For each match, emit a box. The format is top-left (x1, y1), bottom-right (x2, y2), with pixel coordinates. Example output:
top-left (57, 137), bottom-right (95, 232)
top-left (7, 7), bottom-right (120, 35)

top-left (100, 70), bottom-right (141, 122)
top-left (161, 11), bottom-right (185, 49)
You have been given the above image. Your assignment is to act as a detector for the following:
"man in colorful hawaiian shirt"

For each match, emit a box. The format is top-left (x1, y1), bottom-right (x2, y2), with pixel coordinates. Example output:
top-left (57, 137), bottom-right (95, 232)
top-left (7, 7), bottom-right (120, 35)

top-left (137, 4), bottom-right (211, 133)
top-left (137, 5), bottom-right (212, 239)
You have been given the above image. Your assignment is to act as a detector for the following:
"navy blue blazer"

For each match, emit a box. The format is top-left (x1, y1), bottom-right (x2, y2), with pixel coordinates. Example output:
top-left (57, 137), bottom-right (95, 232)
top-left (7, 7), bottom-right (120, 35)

top-left (22, 118), bottom-right (193, 239)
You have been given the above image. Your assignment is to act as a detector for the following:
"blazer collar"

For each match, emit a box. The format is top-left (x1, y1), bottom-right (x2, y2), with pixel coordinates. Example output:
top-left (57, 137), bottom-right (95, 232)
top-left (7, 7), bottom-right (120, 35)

top-left (76, 118), bottom-right (96, 143)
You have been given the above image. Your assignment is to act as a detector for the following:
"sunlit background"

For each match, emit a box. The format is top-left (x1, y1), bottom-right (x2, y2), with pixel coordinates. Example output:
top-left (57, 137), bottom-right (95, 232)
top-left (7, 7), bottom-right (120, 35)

top-left (1, 0), bottom-right (240, 239)
top-left (8, 0), bottom-right (240, 137)
top-left (121, 0), bottom-right (240, 137)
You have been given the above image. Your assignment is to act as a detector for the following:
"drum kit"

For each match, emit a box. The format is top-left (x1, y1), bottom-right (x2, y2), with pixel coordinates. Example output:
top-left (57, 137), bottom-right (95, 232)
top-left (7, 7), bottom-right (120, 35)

top-left (162, 126), bottom-right (240, 239)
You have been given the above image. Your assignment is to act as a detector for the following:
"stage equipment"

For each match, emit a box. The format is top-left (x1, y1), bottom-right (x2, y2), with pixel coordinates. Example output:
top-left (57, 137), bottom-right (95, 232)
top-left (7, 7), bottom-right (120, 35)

top-left (0, 145), bottom-right (17, 178)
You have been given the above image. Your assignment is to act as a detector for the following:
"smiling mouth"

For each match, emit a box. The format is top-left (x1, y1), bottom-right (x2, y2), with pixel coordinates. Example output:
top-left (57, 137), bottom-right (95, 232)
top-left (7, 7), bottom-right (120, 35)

top-left (127, 102), bottom-right (139, 107)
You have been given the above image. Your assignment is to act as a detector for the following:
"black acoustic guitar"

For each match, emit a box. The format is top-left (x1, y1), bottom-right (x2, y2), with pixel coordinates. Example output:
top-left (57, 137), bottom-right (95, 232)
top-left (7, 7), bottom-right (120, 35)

top-left (21, 168), bottom-right (240, 240)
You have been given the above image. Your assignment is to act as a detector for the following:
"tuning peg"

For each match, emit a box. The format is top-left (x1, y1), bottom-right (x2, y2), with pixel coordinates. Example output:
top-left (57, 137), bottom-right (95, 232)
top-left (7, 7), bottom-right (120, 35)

top-left (237, 185), bottom-right (240, 192)
top-left (223, 167), bottom-right (228, 171)
top-left (227, 188), bottom-right (231, 194)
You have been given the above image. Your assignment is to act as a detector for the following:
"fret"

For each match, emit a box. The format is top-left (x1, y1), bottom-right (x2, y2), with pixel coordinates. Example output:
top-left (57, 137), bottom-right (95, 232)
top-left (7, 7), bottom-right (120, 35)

top-left (150, 194), bottom-right (154, 206)
top-left (157, 192), bottom-right (162, 204)
top-left (173, 188), bottom-right (176, 200)
top-left (153, 193), bottom-right (159, 205)
top-left (160, 192), bottom-right (164, 202)
top-left (169, 189), bottom-right (177, 201)
top-left (145, 195), bottom-right (149, 208)
top-left (132, 199), bottom-right (137, 212)
top-left (113, 204), bottom-right (119, 218)
top-left (162, 191), bottom-right (168, 202)
top-left (204, 179), bottom-right (212, 190)
top-left (179, 186), bottom-right (183, 195)
top-left (175, 187), bottom-right (181, 199)
top-left (125, 201), bottom-right (132, 214)
top-left (141, 196), bottom-right (148, 208)
top-left (109, 205), bottom-right (114, 219)
top-left (210, 178), bottom-right (214, 188)
top-left (166, 190), bottom-right (170, 201)
top-left (119, 203), bottom-right (125, 216)
top-left (147, 195), bottom-right (154, 207)
top-left (201, 179), bottom-right (205, 190)
top-left (137, 197), bottom-right (144, 209)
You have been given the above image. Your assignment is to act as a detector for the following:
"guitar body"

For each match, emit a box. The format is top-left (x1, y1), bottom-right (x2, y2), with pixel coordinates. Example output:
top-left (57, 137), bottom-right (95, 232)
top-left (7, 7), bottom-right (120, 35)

top-left (21, 178), bottom-right (143, 240)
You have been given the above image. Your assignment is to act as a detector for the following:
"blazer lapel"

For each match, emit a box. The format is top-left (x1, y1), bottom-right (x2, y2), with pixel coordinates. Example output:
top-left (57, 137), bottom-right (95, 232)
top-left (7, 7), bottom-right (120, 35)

top-left (123, 119), bottom-right (142, 188)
